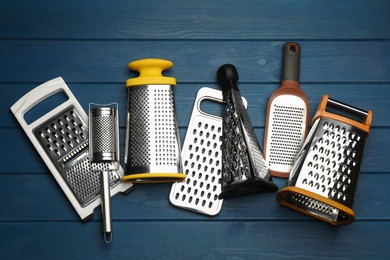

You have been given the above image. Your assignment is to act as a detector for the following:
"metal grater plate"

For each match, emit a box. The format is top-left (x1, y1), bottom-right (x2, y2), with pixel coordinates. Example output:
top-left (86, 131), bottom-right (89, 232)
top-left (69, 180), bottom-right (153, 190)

top-left (35, 106), bottom-right (120, 206)
top-left (170, 88), bottom-right (244, 215)
top-left (171, 117), bottom-right (223, 215)
top-left (266, 95), bottom-right (307, 173)
top-left (125, 85), bottom-right (182, 175)
top-left (295, 118), bottom-right (365, 206)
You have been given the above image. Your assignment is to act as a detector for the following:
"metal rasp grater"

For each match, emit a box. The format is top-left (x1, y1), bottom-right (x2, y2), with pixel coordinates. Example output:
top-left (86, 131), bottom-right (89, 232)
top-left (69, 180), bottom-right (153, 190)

top-left (217, 64), bottom-right (278, 199)
top-left (264, 42), bottom-right (310, 178)
top-left (169, 87), bottom-right (247, 216)
top-left (10, 77), bottom-right (133, 221)
top-left (89, 103), bottom-right (120, 243)
top-left (277, 95), bottom-right (373, 225)
top-left (123, 58), bottom-right (185, 183)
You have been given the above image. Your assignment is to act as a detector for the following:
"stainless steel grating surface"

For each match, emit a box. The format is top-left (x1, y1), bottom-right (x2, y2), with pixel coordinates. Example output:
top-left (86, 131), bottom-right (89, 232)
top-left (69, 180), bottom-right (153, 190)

top-left (35, 106), bottom-right (120, 206)
top-left (170, 87), bottom-right (230, 215)
top-left (295, 119), bottom-right (364, 204)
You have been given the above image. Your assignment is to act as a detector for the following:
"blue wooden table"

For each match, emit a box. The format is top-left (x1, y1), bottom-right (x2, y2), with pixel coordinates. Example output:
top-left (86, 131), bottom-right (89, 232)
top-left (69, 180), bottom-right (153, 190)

top-left (1, 0), bottom-right (389, 259)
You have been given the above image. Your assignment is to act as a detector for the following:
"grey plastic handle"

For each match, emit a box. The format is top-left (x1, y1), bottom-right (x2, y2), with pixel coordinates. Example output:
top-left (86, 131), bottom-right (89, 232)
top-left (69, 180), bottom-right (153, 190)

top-left (282, 42), bottom-right (301, 82)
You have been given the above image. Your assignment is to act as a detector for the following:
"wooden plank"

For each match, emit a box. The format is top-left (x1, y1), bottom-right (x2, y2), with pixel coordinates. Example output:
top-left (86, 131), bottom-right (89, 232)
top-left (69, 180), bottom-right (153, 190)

top-left (0, 41), bottom-right (389, 83)
top-left (0, 0), bottom-right (389, 40)
top-left (0, 221), bottom-right (389, 259)
top-left (2, 82), bottom-right (387, 128)
top-left (0, 173), bottom-right (388, 221)
top-left (0, 126), bottom-right (385, 174)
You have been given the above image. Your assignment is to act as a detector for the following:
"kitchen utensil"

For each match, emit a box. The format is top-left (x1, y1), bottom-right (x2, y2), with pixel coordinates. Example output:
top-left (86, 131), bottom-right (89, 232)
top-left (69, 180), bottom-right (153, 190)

top-left (264, 42), bottom-right (309, 178)
top-left (169, 87), bottom-right (248, 215)
top-left (122, 58), bottom-right (185, 183)
top-left (217, 64), bottom-right (278, 199)
top-left (10, 77), bottom-right (133, 221)
top-left (276, 95), bottom-right (372, 225)
top-left (89, 103), bottom-right (120, 243)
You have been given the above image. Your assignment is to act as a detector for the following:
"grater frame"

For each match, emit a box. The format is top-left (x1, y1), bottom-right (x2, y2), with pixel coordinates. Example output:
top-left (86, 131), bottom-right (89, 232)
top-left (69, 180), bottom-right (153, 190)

top-left (169, 87), bottom-right (247, 215)
top-left (11, 77), bottom-right (133, 221)
top-left (217, 64), bottom-right (278, 199)
top-left (264, 42), bottom-right (309, 178)
top-left (123, 84), bottom-right (186, 183)
top-left (276, 95), bottom-right (373, 225)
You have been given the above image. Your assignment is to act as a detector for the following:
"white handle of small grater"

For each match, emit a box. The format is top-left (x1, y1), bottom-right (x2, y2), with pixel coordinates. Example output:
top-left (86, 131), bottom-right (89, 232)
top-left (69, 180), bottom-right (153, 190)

top-left (195, 87), bottom-right (248, 119)
top-left (10, 77), bottom-right (77, 127)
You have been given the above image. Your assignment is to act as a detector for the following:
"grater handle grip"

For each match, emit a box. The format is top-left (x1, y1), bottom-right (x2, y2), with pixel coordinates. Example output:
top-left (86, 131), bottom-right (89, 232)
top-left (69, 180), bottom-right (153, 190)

top-left (326, 98), bottom-right (369, 120)
top-left (282, 42), bottom-right (300, 82)
top-left (101, 170), bottom-right (112, 243)
top-left (10, 77), bottom-right (75, 126)
top-left (126, 58), bottom-right (176, 87)
top-left (314, 95), bottom-right (373, 133)
top-left (217, 64), bottom-right (239, 92)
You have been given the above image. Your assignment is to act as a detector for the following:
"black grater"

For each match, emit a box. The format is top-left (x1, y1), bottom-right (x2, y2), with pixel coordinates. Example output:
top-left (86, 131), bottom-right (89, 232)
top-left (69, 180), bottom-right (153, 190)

top-left (217, 64), bottom-right (278, 199)
top-left (276, 95), bottom-right (373, 225)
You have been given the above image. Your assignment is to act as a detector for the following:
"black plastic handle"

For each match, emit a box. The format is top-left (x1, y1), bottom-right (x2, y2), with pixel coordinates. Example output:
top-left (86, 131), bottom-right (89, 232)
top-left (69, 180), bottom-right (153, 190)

top-left (217, 64), bottom-right (239, 92)
top-left (282, 42), bottom-right (301, 82)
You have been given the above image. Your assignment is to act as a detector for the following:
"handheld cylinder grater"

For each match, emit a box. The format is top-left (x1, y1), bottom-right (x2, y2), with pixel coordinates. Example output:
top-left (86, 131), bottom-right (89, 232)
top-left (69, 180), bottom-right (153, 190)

top-left (170, 87), bottom-right (247, 216)
top-left (264, 42), bottom-right (309, 178)
top-left (10, 77), bottom-right (133, 221)
top-left (276, 95), bottom-right (372, 225)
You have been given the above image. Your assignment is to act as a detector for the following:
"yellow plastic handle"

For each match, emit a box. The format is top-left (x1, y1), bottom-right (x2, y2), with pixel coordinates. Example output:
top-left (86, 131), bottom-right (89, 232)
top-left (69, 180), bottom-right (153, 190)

top-left (126, 58), bottom-right (176, 87)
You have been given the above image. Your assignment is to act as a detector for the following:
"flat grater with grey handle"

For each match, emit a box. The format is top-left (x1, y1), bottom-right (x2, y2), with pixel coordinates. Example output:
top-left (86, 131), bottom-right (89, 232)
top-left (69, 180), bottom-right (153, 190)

top-left (217, 64), bottom-right (278, 199)
top-left (264, 42), bottom-right (309, 178)
top-left (169, 87), bottom-right (247, 216)
top-left (10, 77), bottom-right (133, 221)
top-left (123, 58), bottom-right (185, 183)
top-left (276, 95), bottom-right (373, 225)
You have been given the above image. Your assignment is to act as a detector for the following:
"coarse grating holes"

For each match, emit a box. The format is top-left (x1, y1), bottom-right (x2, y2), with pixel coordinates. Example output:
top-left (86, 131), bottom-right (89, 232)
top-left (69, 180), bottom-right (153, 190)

top-left (285, 192), bottom-right (338, 216)
top-left (297, 120), bottom-right (365, 204)
top-left (173, 118), bottom-right (223, 212)
top-left (34, 106), bottom-right (120, 206)
top-left (35, 107), bottom-right (89, 160)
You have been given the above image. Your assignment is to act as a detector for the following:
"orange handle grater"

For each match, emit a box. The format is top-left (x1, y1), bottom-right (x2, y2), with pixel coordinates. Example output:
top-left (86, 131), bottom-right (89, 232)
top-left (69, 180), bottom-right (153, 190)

top-left (264, 42), bottom-right (310, 178)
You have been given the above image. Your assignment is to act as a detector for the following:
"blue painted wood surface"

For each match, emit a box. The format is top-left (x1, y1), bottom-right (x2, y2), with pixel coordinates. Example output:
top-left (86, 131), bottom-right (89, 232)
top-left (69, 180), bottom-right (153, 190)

top-left (1, 0), bottom-right (389, 259)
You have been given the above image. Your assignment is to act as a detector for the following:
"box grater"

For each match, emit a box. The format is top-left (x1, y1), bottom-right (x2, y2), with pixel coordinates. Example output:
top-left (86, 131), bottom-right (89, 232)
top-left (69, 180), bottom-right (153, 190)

top-left (264, 42), bottom-right (309, 178)
top-left (122, 58), bottom-right (185, 183)
top-left (10, 77), bottom-right (133, 221)
top-left (169, 87), bottom-right (247, 215)
top-left (276, 95), bottom-right (373, 225)
top-left (217, 64), bottom-right (278, 199)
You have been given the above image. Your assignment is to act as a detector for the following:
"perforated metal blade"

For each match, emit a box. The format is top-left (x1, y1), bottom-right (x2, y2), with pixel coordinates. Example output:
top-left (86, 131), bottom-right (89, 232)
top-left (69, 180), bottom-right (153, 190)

top-left (264, 42), bottom-right (309, 178)
top-left (265, 95), bottom-right (308, 176)
top-left (169, 87), bottom-right (247, 216)
top-left (10, 77), bottom-right (133, 221)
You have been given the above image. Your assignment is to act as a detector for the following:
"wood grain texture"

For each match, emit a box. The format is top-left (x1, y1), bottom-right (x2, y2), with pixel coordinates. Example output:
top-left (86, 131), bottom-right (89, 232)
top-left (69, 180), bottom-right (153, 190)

top-left (0, 0), bottom-right (389, 259)
top-left (0, 0), bottom-right (389, 40)
top-left (1, 221), bottom-right (389, 259)
top-left (0, 41), bottom-right (389, 83)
